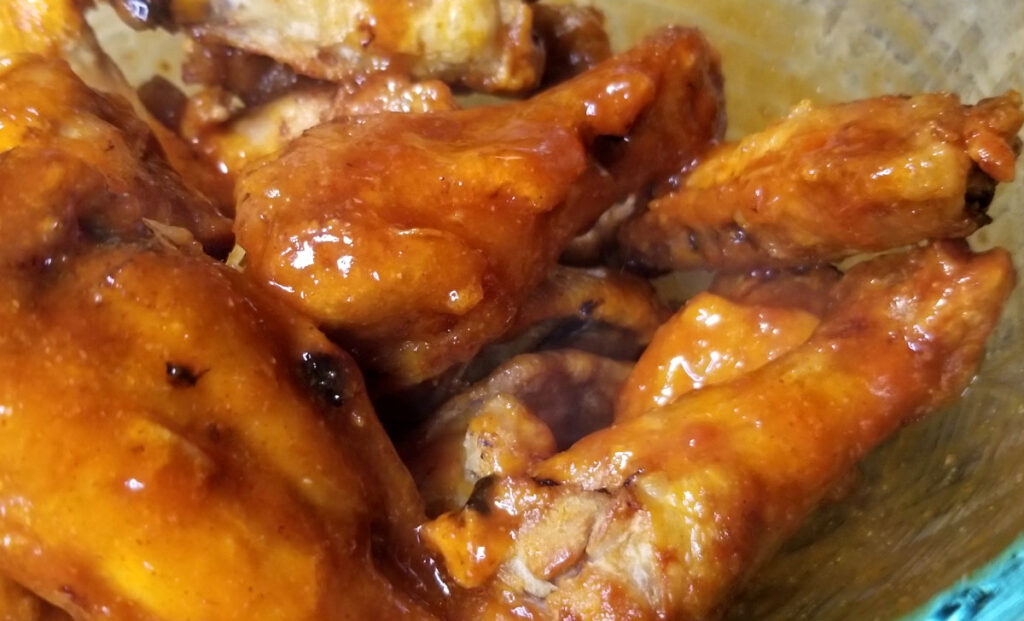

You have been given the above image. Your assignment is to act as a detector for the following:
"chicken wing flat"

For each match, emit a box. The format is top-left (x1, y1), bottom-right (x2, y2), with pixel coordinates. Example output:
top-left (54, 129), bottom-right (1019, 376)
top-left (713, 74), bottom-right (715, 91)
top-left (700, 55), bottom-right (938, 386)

top-left (421, 241), bottom-right (1015, 619)
top-left (620, 92), bottom-right (1024, 271)
top-left (616, 295), bottom-right (815, 422)
top-left (509, 266), bottom-right (670, 351)
top-left (0, 82), bottom-right (444, 620)
top-left (235, 27), bottom-right (724, 389)
top-left (109, 0), bottom-right (543, 94)
top-left (383, 265), bottom-right (667, 427)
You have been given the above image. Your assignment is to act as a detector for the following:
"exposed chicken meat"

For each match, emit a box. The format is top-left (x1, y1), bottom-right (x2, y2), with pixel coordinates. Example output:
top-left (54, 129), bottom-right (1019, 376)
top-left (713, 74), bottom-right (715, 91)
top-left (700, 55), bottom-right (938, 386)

top-left (423, 242), bottom-right (1015, 620)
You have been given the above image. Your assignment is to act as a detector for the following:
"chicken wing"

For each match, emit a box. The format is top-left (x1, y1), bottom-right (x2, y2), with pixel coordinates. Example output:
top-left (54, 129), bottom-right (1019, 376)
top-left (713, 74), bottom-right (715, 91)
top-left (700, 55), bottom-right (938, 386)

top-left (0, 77), bottom-right (443, 621)
top-left (0, 55), bottom-right (232, 254)
top-left (0, 0), bottom-right (235, 210)
top-left (620, 92), bottom-right (1024, 271)
top-left (616, 265), bottom-right (838, 421)
top-left (403, 349), bottom-right (631, 517)
top-left (422, 241), bottom-right (1015, 619)
top-left (380, 265), bottom-right (667, 428)
top-left (235, 27), bottom-right (725, 389)
top-left (108, 0), bottom-right (543, 94)
top-left (0, 577), bottom-right (67, 621)
top-left (508, 265), bottom-right (670, 353)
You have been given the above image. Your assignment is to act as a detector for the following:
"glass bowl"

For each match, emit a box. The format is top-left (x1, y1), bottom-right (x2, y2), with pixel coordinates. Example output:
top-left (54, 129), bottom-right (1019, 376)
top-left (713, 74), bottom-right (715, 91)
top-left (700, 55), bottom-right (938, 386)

top-left (92, 1), bottom-right (1024, 618)
top-left (586, 1), bottom-right (1024, 619)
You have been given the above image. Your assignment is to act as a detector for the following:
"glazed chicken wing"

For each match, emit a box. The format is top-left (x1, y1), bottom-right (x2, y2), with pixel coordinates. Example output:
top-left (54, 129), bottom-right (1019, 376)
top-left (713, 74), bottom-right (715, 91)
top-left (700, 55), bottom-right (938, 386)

top-left (0, 55), bottom-right (232, 254)
top-left (616, 265), bottom-right (839, 421)
top-left (235, 26), bottom-right (724, 389)
top-left (620, 92), bottom-right (1024, 271)
top-left (109, 0), bottom-right (543, 94)
top-left (422, 241), bottom-right (1015, 619)
top-left (0, 69), bottom-right (442, 621)
top-left (1, 0), bottom-right (235, 209)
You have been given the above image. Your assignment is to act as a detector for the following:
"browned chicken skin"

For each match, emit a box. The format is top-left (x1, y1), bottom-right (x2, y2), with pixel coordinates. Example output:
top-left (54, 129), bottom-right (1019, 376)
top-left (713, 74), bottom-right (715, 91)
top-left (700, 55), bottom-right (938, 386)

top-left (235, 27), bottom-right (725, 389)
top-left (532, 4), bottom-right (612, 86)
top-left (1, 3), bottom-right (1022, 619)
top-left (0, 55), bottom-right (232, 255)
top-left (0, 60), bottom-right (445, 621)
top-left (620, 92), bottom-right (1024, 271)
top-left (383, 265), bottom-right (668, 428)
top-left (422, 241), bottom-right (1015, 619)
top-left (1, 0), bottom-right (236, 210)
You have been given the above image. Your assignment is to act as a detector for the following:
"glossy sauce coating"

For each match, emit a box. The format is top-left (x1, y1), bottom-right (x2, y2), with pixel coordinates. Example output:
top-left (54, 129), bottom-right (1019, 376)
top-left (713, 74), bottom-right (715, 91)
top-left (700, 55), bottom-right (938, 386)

top-left (0, 78), bottom-right (445, 620)
top-left (616, 265), bottom-right (839, 422)
top-left (0, 0), bottom-right (236, 210)
top-left (615, 291), bottom-right (820, 421)
top-left (0, 55), bottom-right (232, 254)
top-left (235, 27), bottom-right (724, 389)
top-left (423, 242), bottom-right (1015, 620)
top-left (620, 92), bottom-right (1024, 271)
top-left (0, 244), bottom-right (445, 620)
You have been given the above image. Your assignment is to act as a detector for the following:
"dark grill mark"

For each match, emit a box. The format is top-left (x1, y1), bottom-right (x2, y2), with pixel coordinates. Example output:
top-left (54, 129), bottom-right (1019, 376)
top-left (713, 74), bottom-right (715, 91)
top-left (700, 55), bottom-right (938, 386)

top-left (299, 352), bottom-right (350, 408)
top-left (466, 476), bottom-right (497, 515)
top-left (166, 362), bottom-right (201, 387)
top-left (964, 165), bottom-right (997, 225)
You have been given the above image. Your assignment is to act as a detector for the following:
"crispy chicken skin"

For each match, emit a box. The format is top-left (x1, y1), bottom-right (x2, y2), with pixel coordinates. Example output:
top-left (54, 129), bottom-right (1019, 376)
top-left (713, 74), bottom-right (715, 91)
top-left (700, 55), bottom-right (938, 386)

top-left (0, 80), bottom-right (443, 621)
top-left (620, 92), bottom-right (1024, 271)
top-left (235, 27), bottom-right (724, 389)
top-left (384, 266), bottom-right (667, 427)
top-left (110, 0), bottom-right (543, 94)
top-left (422, 241), bottom-right (1015, 619)
top-left (0, 56), bottom-right (232, 255)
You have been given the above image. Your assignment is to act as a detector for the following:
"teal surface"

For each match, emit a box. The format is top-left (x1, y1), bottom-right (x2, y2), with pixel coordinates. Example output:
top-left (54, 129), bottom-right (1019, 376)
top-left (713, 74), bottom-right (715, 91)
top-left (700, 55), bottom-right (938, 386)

top-left (907, 536), bottom-right (1024, 621)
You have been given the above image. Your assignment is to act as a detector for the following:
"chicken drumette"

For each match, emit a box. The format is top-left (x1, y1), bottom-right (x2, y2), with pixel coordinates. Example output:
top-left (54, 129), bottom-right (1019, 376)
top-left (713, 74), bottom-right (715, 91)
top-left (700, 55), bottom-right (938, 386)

top-left (234, 27), bottom-right (725, 389)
